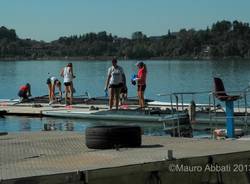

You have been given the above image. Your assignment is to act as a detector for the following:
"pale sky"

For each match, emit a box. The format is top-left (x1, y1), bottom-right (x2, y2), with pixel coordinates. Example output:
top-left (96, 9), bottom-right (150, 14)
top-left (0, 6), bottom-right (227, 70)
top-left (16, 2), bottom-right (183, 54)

top-left (0, 0), bottom-right (250, 41)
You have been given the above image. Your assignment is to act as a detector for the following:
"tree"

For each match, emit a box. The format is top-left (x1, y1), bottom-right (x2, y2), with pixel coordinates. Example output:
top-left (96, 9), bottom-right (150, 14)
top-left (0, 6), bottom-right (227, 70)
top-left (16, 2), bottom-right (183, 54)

top-left (211, 20), bottom-right (232, 34)
top-left (0, 26), bottom-right (17, 40)
top-left (131, 31), bottom-right (147, 40)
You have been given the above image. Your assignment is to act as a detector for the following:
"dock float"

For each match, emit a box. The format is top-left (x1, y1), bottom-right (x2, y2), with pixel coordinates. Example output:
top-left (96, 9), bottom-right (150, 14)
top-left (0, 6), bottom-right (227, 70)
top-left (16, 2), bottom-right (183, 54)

top-left (0, 103), bottom-right (185, 123)
top-left (1, 132), bottom-right (250, 184)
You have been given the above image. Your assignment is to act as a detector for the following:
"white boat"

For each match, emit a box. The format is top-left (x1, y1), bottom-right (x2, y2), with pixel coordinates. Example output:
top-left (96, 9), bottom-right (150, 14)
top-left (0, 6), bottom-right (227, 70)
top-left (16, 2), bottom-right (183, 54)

top-left (42, 108), bottom-right (188, 123)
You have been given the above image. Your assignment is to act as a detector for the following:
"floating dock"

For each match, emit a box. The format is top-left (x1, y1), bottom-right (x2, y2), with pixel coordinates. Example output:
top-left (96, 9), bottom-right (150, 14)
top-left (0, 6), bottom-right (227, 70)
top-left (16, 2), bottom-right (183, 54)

top-left (1, 132), bottom-right (250, 184)
top-left (1, 100), bottom-right (250, 127)
top-left (0, 97), bottom-right (188, 124)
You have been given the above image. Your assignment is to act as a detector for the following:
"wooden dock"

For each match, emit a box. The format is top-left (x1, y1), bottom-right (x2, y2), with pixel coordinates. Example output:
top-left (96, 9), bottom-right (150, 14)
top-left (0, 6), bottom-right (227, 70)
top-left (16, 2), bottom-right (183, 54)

top-left (1, 132), bottom-right (250, 184)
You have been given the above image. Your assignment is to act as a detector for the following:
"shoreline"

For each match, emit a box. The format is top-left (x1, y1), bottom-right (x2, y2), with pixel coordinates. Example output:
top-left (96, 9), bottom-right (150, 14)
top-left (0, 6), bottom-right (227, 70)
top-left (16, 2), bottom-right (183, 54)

top-left (0, 55), bottom-right (249, 61)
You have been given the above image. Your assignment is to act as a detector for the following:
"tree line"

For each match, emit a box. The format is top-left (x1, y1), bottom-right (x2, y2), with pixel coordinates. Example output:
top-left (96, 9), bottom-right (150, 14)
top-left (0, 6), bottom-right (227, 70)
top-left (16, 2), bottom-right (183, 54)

top-left (1, 20), bottom-right (250, 60)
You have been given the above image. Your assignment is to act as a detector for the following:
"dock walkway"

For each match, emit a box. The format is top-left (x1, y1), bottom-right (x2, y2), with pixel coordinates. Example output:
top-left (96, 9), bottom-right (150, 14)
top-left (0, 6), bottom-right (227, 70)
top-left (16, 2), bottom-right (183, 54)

top-left (1, 132), bottom-right (250, 183)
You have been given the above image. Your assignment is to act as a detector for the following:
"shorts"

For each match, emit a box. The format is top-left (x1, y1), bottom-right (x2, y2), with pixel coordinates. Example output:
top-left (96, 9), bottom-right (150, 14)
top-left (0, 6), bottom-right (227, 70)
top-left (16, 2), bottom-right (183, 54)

top-left (109, 83), bottom-right (123, 88)
top-left (18, 90), bottom-right (28, 98)
top-left (46, 78), bottom-right (51, 85)
top-left (64, 82), bottom-right (71, 86)
top-left (137, 85), bottom-right (146, 92)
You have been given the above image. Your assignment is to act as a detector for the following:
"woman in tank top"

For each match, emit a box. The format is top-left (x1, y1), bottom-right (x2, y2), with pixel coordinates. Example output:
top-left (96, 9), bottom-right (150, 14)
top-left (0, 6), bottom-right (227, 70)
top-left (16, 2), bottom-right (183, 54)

top-left (46, 76), bottom-right (62, 105)
top-left (60, 63), bottom-right (75, 105)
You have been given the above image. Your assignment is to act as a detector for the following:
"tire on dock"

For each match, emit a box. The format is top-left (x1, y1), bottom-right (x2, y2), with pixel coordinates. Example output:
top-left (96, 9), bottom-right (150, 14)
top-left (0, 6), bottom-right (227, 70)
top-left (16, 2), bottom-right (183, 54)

top-left (85, 125), bottom-right (142, 149)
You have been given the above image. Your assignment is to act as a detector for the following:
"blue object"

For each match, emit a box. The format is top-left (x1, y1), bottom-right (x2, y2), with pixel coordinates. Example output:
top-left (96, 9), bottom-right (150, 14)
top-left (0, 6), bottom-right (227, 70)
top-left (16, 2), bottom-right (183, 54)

top-left (131, 74), bottom-right (137, 86)
top-left (104, 89), bottom-right (108, 97)
top-left (131, 74), bottom-right (137, 81)
top-left (225, 100), bottom-right (235, 138)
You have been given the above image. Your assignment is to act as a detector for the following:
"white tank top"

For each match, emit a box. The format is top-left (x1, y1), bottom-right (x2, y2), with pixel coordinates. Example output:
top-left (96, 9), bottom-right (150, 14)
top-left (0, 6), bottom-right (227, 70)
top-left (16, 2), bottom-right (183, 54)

top-left (63, 67), bottom-right (72, 83)
top-left (50, 76), bottom-right (57, 85)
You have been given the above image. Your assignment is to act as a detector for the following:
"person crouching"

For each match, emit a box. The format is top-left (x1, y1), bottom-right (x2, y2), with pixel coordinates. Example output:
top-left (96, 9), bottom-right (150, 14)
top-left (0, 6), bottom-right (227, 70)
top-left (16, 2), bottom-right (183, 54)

top-left (18, 83), bottom-right (32, 102)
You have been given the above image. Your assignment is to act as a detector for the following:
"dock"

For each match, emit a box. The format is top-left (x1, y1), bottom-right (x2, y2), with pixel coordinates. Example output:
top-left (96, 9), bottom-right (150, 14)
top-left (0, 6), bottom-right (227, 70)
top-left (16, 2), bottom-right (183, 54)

top-left (1, 100), bottom-right (250, 127)
top-left (0, 101), bottom-right (186, 123)
top-left (1, 132), bottom-right (250, 184)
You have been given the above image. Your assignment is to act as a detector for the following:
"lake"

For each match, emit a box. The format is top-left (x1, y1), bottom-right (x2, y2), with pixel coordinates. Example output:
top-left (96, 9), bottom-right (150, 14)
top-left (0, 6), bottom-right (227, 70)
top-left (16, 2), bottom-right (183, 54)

top-left (0, 116), bottom-right (169, 136)
top-left (1, 59), bottom-right (250, 102)
top-left (1, 59), bottom-right (250, 133)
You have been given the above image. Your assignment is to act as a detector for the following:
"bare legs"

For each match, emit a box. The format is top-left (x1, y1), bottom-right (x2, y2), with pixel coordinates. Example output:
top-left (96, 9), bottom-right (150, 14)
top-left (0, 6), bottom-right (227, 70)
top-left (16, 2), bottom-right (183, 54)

top-left (138, 91), bottom-right (145, 108)
top-left (48, 84), bottom-right (52, 102)
top-left (65, 83), bottom-right (73, 105)
top-left (109, 88), bottom-right (120, 110)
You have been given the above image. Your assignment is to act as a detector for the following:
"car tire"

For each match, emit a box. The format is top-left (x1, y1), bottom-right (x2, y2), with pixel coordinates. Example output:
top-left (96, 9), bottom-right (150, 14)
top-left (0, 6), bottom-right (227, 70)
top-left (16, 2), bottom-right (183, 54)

top-left (85, 125), bottom-right (142, 149)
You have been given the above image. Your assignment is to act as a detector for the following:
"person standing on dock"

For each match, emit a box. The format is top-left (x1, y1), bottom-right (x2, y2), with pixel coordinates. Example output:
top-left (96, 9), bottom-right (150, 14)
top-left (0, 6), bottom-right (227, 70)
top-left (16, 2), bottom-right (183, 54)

top-left (18, 83), bottom-right (32, 102)
top-left (105, 58), bottom-right (125, 110)
top-left (46, 76), bottom-right (62, 105)
top-left (60, 63), bottom-right (75, 105)
top-left (134, 61), bottom-right (147, 109)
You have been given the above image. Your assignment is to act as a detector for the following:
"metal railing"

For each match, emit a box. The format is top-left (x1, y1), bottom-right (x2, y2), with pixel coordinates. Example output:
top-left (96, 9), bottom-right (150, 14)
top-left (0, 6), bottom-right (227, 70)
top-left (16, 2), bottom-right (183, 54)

top-left (157, 89), bottom-right (250, 137)
top-left (208, 90), bottom-right (249, 135)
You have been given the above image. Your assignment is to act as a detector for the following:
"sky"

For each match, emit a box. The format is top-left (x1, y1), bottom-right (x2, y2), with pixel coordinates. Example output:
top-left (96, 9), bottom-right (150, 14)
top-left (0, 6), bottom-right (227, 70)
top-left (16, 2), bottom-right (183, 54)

top-left (0, 0), bottom-right (250, 42)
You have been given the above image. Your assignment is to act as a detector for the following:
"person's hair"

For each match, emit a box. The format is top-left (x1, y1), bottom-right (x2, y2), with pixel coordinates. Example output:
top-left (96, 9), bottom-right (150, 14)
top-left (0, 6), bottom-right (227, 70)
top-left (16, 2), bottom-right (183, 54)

top-left (112, 58), bottom-right (117, 64)
top-left (67, 63), bottom-right (72, 67)
top-left (137, 62), bottom-right (147, 73)
top-left (142, 63), bottom-right (147, 73)
top-left (26, 83), bottom-right (30, 88)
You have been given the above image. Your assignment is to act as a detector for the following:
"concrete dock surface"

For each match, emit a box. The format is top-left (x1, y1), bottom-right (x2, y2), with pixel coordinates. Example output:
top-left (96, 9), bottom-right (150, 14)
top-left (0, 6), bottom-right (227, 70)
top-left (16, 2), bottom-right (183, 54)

top-left (1, 132), bottom-right (250, 183)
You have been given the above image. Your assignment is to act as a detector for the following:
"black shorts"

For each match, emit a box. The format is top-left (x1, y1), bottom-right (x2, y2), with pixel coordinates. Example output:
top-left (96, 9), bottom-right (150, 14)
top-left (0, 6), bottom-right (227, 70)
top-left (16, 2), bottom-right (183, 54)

top-left (64, 82), bottom-right (71, 86)
top-left (137, 85), bottom-right (146, 92)
top-left (46, 78), bottom-right (51, 85)
top-left (18, 90), bottom-right (28, 98)
top-left (109, 83), bottom-right (123, 89)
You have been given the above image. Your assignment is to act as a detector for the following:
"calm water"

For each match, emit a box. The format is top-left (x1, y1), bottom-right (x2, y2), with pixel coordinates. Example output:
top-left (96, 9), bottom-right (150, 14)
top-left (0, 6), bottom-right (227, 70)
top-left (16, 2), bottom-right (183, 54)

top-left (0, 116), bottom-right (169, 136)
top-left (1, 59), bottom-right (250, 133)
top-left (1, 59), bottom-right (250, 102)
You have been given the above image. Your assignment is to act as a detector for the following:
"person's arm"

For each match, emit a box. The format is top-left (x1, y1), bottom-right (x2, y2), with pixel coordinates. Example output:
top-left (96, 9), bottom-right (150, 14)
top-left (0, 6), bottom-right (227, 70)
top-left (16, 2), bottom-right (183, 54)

top-left (70, 67), bottom-right (76, 78)
top-left (105, 68), bottom-right (111, 90)
top-left (58, 85), bottom-right (62, 98)
top-left (135, 68), bottom-right (144, 82)
top-left (105, 74), bottom-right (111, 90)
top-left (60, 68), bottom-right (64, 77)
top-left (134, 72), bottom-right (141, 81)
top-left (27, 87), bottom-right (32, 97)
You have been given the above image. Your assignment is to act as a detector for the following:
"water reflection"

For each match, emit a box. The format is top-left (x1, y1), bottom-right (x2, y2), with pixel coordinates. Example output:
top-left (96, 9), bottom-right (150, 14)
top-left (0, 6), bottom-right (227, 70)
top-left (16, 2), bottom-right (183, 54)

top-left (19, 118), bottom-right (31, 131)
top-left (1, 116), bottom-right (250, 139)
top-left (1, 116), bottom-right (168, 135)
top-left (65, 121), bottom-right (74, 131)
top-left (43, 120), bottom-right (75, 131)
